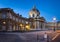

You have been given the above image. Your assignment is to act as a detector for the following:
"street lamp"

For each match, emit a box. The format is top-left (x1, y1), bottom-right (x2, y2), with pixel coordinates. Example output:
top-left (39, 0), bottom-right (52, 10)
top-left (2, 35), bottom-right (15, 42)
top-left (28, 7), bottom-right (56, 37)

top-left (3, 21), bottom-right (6, 24)
top-left (53, 17), bottom-right (56, 31)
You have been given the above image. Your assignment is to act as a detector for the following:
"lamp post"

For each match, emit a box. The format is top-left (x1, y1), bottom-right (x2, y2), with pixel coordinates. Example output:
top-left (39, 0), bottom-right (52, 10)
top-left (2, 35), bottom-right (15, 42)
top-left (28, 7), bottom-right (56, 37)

top-left (53, 17), bottom-right (56, 31)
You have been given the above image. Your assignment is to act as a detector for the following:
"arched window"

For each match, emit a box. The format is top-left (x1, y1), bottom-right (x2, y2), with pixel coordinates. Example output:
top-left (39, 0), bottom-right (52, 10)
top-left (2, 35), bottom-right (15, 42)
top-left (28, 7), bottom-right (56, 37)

top-left (33, 14), bottom-right (34, 17)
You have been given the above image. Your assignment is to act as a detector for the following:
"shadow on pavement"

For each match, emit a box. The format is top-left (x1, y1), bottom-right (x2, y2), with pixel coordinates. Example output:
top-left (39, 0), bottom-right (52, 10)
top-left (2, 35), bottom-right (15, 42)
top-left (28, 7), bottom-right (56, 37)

top-left (0, 33), bottom-right (22, 42)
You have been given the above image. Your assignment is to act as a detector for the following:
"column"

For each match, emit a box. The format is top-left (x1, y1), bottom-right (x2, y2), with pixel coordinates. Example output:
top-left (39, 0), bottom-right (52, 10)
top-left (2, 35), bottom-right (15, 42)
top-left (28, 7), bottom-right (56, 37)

top-left (40, 22), bottom-right (42, 29)
top-left (15, 25), bottom-right (18, 31)
top-left (8, 21), bottom-right (12, 31)
top-left (43, 23), bottom-right (45, 30)
top-left (39, 22), bottom-right (41, 29)
top-left (34, 22), bottom-right (35, 29)
top-left (37, 21), bottom-right (39, 30)
top-left (8, 25), bottom-right (12, 31)
top-left (42, 23), bottom-right (44, 30)
top-left (13, 25), bottom-right (15, 31)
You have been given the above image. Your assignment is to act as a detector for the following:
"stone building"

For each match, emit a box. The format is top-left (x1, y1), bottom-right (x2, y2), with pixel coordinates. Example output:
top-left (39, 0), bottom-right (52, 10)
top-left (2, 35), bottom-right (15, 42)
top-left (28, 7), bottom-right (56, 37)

top-left (0, 8), bottom-right (30, 31)
top-left (45, 21), bottom-right (60, 31)
top-left (29, 6), bottom-right (45, 30)
top-left (0, 6), bottom-right (46, 31)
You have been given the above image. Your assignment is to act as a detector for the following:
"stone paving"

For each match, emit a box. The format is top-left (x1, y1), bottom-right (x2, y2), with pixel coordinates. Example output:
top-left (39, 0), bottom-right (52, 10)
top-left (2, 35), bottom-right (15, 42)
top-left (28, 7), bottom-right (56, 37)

top-left (0, 31), bottom-right (57, 42)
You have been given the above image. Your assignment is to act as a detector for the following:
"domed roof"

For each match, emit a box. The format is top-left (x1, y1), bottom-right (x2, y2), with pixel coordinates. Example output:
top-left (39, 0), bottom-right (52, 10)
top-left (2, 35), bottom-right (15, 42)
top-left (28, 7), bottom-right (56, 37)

top-left (30, 6), bottom-right (40, 14)
top-left (32, 7), bottom-right (39, 12)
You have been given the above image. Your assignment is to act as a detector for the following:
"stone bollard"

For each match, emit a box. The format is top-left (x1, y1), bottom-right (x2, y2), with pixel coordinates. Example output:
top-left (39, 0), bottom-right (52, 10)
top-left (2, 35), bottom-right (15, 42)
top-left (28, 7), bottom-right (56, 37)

top-left (37, 34), bottom-right (39, 42)
top-left (47, 35), bottom-right (50, 42)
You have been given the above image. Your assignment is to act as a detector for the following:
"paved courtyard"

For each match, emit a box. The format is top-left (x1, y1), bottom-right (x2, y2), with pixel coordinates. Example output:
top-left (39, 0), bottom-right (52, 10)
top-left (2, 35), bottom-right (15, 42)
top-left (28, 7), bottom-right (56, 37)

top-left (0, 31), bottom-right (57, 42)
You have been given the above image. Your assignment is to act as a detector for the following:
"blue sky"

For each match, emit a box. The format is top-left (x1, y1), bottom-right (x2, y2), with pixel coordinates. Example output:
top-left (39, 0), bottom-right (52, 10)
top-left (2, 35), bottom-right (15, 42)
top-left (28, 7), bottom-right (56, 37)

top-left (0, 0), bottom-right (60, 22)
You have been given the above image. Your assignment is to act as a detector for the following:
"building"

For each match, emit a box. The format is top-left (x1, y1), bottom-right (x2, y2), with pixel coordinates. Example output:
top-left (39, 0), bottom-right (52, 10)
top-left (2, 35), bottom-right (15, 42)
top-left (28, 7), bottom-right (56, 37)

top-left (29, 6), bottom-right (46, 30)
top-left (0, 6), bottom-right (46, 31)
top-left (0, 8), bottom-right (30, 31)
top-left (0, 6), bottom-right (60, 31)
top-left (46, 21), bottom-right (60, 30)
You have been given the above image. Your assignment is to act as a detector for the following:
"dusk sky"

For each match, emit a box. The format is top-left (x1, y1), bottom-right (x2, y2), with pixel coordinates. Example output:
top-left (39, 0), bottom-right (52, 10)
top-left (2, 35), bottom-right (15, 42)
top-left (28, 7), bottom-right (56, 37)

top-left (0, 0), bottom-right (60, 22)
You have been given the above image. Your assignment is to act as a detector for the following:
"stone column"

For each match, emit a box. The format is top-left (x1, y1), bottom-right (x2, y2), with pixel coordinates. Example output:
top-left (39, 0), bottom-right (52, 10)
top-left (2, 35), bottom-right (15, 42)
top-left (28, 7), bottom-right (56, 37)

top-left (40, 22), bottom-right (42, 29)
top-left (43, 23), bottom-right (45, 30)
top-left (39, 22), bottom-right (41, 29)
top-left (34, 21), bottom-right (36, 30)
top-left (8, 20), bottom-right (12, 31)
top-left (37, 21), bottom-right (39, 30)
top-left (13, 25), bottom-right (15, 31)
top-left (15, 25), bottom-right (18, 31)
top-left (42, 23), bottom-right (45, 30)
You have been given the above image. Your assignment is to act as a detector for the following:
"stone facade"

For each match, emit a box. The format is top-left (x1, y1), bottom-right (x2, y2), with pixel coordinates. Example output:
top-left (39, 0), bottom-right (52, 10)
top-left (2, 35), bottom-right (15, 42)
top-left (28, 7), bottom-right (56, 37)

top-left (45, 21), bottom-right (60, 30)
top-left (0, 8), bottom-right (30, 31)
top-left (1, 6), bottom-right (60, 31)
top-left (29, 6), bottom-right (45, 30)
top-left (0, 6), bottom-right (46, 31)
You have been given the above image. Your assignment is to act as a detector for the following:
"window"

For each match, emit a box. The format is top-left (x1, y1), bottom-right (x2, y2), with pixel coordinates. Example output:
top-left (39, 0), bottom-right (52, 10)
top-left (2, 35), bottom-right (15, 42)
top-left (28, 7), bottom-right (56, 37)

top-left (33, 14), bottom-right (34, 17)
top-left (37, 14), bottom-right (39, 16)
top-left (37, 14), bottom-right (39, 18)
top-left (2, 14), bottom-right (6, 19)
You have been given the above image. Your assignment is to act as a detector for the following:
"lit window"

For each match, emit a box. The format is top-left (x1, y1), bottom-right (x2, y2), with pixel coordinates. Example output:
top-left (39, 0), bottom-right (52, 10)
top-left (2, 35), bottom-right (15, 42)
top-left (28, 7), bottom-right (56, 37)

top-left (20, 24), bottom-right (23, 26)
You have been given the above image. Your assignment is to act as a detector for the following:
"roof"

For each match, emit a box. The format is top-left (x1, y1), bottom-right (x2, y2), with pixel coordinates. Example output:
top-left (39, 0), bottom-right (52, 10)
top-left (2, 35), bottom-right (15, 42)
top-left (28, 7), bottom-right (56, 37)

top-left (30, 6), bottom-right (40, 14)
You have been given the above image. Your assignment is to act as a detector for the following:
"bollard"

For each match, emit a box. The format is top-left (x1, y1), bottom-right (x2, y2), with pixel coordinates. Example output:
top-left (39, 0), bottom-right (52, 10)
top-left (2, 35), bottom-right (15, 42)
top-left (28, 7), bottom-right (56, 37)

top-left (37, 33), bottom-right (39, 42)
top-left (47, 35), bottom-right (50, 42)
top-left (37, 34), bottom-right (38, 42)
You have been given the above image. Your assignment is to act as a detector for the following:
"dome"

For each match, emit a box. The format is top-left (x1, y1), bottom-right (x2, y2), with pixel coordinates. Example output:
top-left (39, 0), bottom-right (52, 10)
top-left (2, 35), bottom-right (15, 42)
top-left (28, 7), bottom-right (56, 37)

top-left (30, 6), bottom-right (40, 15)
top-left (29, 6), bottom-right (40, 18)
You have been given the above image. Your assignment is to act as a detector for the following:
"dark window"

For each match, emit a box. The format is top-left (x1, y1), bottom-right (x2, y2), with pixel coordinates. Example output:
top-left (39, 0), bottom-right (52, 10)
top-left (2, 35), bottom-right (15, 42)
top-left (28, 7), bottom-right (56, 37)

top-left (37, 14), bottom-right (39, 16)
top-left (41, 24), bottom-right (42, 29)
top-left (33, 14), bottom-right (34, 17)
top-left (2, 14), bottom-right (6, 19)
